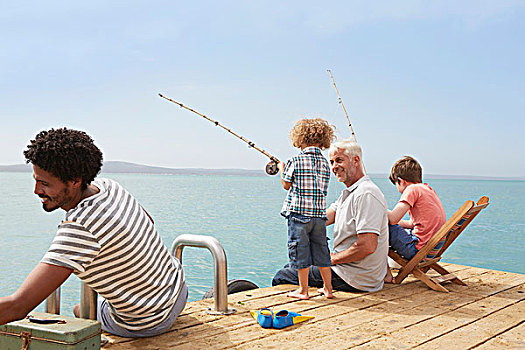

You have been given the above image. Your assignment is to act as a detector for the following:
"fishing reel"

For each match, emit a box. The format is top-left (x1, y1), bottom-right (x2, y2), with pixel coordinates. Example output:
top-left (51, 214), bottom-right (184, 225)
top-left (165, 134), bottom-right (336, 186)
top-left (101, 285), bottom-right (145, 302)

top-left (265, 161), bottom-right (279, 176)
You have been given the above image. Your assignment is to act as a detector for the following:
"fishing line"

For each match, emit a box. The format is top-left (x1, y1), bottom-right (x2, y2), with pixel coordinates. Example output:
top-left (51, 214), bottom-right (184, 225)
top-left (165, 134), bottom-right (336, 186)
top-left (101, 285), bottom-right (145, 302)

top-left (327, 70), bottom-right (367, 174)
top-left (159, 93), bottom-right (280, 175)
top-left (327, 69), bottom-right (357, 143)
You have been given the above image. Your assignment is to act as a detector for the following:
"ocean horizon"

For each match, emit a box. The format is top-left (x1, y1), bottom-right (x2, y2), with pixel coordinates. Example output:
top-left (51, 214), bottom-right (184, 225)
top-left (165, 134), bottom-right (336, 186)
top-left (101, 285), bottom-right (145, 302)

top-left (1, 161), bottom-right (524, 181)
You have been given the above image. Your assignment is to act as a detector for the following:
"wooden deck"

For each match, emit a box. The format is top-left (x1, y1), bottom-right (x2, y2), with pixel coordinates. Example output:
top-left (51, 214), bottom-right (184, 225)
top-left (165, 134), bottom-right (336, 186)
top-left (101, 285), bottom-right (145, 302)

top-left (103, 264), bottom-right (525, 349)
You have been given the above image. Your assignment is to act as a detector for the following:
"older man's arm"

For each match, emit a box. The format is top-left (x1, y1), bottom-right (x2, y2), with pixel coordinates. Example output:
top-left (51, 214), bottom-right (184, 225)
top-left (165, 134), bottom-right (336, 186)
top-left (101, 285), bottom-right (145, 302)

top-left (330, 233), bottom-right (378, 265)
top-left (326, 208), bottom-right (336, 226)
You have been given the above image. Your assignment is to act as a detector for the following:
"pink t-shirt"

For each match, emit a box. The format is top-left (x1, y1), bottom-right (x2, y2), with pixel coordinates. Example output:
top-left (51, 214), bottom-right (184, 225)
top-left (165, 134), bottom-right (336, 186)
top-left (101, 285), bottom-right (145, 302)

top-left (399, 183), bottom-right (446, 250)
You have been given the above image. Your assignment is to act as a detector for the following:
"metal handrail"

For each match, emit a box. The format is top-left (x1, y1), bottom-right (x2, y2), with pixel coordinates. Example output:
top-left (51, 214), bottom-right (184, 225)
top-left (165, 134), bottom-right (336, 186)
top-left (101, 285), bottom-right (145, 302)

top-left (170, 234), bottom-right (235, 315)
top-left (45, 283), bottom-right (97, 320)
top-left (45, 288), bottom-right (60, 315)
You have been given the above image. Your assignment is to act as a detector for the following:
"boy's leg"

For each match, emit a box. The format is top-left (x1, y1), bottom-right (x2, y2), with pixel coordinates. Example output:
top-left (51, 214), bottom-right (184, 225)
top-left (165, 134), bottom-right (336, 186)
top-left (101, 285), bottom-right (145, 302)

top-left (287, 267), bottom-right (310, 300)
top-left (286, 213), bottom-right (313, 268)
top-left (388, 224), bottom-right (418, 260)
top-left (286, 213), bottom-right (313, 300)
top-left (318, 266), bottom-right (334, 298)
top-left (309, 217), bottom-right (333, 297)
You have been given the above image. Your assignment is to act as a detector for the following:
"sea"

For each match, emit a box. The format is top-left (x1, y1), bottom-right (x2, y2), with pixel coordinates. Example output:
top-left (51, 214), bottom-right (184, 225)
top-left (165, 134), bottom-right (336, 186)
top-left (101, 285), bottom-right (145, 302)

top-left (0, 172), bottom-right (523, 317)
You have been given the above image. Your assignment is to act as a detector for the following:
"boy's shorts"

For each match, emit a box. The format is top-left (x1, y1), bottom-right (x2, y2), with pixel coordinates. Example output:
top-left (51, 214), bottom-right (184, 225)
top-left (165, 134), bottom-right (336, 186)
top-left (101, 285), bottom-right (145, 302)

top-left (97, 282), bottom-right (188, 338)
top-left (287, 212), bottom-right (331, 269)
top-left (388, 224), bottom-right (419, 260)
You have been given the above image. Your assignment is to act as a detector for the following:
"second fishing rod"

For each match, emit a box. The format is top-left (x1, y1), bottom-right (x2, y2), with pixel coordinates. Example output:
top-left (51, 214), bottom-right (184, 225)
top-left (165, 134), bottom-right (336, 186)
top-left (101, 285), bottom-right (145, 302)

top-left (159, 93), bottom-right (280, 175)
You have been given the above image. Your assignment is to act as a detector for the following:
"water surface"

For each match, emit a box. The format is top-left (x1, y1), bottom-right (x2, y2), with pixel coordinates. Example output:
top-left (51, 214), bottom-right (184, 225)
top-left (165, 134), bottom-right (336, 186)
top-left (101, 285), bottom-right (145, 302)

top-left (0, 172), bottom-right (522, 316)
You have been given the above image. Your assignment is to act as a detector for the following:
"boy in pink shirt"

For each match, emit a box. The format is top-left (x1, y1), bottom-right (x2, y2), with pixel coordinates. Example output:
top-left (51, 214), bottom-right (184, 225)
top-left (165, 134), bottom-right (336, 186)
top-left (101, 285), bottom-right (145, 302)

top-left (384, 156), bottom-right (446, 282)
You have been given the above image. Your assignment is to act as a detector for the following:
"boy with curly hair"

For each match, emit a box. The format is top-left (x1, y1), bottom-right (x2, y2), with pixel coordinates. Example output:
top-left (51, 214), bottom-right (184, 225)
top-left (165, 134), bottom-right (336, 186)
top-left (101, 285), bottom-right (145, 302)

top-left (385, 156), bottom-right (446, 282)
top-left (278, 118), bottom-right (335, 299)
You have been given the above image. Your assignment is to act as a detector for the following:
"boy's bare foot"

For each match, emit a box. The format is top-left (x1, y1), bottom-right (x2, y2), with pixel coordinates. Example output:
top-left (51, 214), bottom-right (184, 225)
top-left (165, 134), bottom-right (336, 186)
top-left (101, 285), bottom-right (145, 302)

top-left (318, 287), bottom-right (334, 299)
top-left (384, 268), bottom-right (394, 283)
top-left (287, 289), bottom-right (310, 300)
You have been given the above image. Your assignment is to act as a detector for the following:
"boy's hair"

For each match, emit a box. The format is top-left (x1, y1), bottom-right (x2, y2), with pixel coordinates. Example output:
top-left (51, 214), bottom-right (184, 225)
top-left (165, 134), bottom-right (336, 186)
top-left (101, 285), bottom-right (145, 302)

top-left (329, 139), bottom-right (364, 170)
top-left (289, 118), bottom-right (335, 150)
top-left (24, 127), bottom-right (103, 190)
top-left (389, 156), bottom-right (422, 185)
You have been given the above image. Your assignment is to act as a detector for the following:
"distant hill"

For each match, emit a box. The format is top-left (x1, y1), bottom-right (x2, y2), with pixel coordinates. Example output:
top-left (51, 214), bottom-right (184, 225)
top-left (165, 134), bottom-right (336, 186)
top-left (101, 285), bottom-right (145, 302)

top-left (0, 161), bottom-right (523, 181)
top-left (101, 161), bottom-right (264, 176)
top-left (0, 161), bottom-right (266, 176)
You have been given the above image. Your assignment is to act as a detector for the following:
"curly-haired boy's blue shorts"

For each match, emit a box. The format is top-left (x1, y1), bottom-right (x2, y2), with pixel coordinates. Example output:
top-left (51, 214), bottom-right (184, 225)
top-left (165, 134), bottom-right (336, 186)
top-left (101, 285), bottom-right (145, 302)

top-left (287, 212), bottom-right (331, 269)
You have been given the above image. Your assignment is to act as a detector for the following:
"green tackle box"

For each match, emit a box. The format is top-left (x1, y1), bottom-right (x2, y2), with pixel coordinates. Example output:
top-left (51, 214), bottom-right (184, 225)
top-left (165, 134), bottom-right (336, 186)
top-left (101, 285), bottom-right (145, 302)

top-left (0, 311), bottom-right (101, 349)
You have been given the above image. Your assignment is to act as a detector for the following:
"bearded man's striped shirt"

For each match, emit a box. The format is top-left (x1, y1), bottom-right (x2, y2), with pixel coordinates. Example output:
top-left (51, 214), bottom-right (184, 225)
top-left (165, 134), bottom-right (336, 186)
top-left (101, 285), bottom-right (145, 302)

top-left (42, 178), bottom-right (184, 331)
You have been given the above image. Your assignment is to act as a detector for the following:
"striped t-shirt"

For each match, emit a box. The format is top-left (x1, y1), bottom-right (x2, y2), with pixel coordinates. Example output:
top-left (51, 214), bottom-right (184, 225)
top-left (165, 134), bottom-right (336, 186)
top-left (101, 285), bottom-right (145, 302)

top-left (41, 178), bottom-right (185, 331)
top-left (280, 146), bottom-right (330, 218)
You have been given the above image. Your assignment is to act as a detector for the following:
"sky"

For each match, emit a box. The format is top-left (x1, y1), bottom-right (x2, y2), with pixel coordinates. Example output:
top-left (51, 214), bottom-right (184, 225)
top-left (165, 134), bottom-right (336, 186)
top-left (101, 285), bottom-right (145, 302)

top-left (1, 1), bottom-right (524, 177)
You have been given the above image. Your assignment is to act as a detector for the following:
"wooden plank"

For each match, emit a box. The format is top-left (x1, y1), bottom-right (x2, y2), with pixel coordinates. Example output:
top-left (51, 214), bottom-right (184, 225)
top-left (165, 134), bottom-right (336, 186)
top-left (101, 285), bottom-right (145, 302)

top-left (431, 273), bottom-right (459, 283)
top-left (228, 267), bottom-right (495, 349)
top-left (102, 284), bottom-right (295, 345)
top-left (105, 268), bottom-right (472, 350)
top-left (418, 257), bottom-right (441, 269)
top-left (297, 277), bottom-right (525, 349)
top-left (474, 321), bottom-right (525, 349)
top-left (351, 281), bottom-right (525, 349)
top-left (415, 300), bottom-right (525, 349)
top-left (101, 264), bottom-right (490, 349)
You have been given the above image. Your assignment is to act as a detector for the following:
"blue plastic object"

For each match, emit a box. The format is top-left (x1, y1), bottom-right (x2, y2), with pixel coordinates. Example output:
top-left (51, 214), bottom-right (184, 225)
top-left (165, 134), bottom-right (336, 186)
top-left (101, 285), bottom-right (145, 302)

top-left (272, 310), bottom-right (301, 329)
top-left (257, 308), bottom-right (273, 328)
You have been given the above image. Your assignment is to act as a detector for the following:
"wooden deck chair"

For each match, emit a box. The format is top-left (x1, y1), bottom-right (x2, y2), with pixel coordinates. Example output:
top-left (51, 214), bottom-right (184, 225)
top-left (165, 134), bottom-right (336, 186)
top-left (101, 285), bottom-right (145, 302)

top-left (388, 196), bottom-right (490, 292)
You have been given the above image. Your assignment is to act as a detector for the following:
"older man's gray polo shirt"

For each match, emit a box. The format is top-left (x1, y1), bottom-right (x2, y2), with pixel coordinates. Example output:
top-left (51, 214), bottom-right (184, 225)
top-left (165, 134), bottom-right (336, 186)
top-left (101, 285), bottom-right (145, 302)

top-left (330, 175), bottom-right (389, 292)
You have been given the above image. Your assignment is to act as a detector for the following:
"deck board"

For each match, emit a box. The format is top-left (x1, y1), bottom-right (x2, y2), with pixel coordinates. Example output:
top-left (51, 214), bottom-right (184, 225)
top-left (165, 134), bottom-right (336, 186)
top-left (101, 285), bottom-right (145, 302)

top-left (102, 264), bottom-right (525, 349)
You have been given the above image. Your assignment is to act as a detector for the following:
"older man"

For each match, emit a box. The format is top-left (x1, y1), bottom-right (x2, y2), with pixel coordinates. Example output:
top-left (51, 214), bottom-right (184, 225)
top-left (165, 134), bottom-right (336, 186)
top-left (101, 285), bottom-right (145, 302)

top-left (272, 139), bottom-right (389, 292)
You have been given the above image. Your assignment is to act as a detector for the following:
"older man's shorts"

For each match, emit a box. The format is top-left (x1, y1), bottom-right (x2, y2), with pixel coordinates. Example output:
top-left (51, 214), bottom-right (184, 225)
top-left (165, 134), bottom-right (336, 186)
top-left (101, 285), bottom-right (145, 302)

top-left (287, 212), bottom-right (331, 269)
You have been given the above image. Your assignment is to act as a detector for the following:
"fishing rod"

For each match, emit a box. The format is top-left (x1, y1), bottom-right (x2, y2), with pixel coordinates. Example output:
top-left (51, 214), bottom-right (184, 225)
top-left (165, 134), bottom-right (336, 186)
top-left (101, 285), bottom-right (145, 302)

top-left (327, 69), bottom-right (357, 143)
top-left (327, 70), bottom-right (367, 174)
top-left (158, 93), bottom-right (280, 175)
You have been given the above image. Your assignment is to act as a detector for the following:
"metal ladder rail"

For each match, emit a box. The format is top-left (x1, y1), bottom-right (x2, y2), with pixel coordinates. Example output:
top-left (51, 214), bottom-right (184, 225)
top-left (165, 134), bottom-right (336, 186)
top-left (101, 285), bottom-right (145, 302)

top-left (171, 234), bottom-right (235, 315)
top-left (45, 283), bottom-right (97, 320)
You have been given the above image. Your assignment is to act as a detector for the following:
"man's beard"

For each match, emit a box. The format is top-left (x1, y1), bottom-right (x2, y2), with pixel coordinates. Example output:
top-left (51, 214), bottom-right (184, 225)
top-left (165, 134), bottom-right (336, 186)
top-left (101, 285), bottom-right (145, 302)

top-left (39, 188), bottom-right (70, 212)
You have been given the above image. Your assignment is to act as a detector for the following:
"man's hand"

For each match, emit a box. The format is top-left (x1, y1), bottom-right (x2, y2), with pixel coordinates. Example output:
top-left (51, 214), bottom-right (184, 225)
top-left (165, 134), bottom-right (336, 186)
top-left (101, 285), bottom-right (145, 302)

top-left (330, 251), bottom-right (336, 265)
top-left (0, 263), bottom-right (72, 325)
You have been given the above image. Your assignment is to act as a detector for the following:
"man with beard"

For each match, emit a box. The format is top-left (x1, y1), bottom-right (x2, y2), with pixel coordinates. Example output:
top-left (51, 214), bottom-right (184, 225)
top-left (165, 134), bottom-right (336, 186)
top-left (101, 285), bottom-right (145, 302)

top-left (0, 128), bottom-right (187, 338)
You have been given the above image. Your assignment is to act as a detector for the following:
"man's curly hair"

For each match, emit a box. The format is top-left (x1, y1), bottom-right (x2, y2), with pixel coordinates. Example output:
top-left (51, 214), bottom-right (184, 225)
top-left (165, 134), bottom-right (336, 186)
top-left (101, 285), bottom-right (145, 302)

top-left (290, 118), bottom-right (335, 150)
top-left (24, 128), bottom-right (103, 190)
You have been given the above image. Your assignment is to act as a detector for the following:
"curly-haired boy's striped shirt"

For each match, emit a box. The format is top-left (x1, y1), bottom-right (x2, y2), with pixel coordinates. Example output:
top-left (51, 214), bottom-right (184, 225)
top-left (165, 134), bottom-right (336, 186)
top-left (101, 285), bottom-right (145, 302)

top-left (280, 146), bottom-right (330, 218)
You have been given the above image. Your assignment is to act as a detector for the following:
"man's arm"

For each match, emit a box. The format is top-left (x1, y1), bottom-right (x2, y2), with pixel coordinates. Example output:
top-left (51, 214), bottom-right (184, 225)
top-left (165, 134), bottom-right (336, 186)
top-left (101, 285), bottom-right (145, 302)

top-left (330, 233), bottom-right (378, 265)
top-left (0, 263), bottom-right (72, 325)
top-left (326, 208), bottom-right (336, 226)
